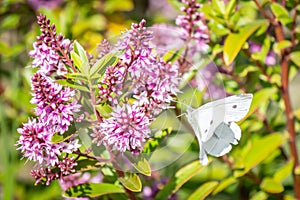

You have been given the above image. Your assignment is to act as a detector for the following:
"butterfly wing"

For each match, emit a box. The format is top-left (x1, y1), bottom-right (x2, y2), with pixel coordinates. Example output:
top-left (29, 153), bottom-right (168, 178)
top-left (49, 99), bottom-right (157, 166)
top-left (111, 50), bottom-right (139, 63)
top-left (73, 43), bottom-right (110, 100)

top-left (202, 122), bottom-right (240, 157)
top-left (187, 106), bottom-right (209, 165)
top-left (186, 94), bottom-right (253, 165)
top-left (187, 104), bottom-right (224, 142)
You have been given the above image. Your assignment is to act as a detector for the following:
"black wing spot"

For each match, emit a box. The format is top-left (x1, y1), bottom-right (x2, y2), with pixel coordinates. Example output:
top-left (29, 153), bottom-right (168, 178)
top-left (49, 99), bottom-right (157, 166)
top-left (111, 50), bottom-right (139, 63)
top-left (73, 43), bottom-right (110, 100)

top-left (232, 105), bottom-right (237, 109)
top-left (204, 129), bottom-right (208, 133)
top-left (210, 120), bottom-right (213, 125)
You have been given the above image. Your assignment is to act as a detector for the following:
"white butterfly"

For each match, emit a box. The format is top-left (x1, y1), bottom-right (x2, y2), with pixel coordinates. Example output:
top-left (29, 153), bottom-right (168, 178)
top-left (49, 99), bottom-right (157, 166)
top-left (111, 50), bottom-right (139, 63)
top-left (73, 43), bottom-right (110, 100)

top-left (186, 94), bottom-right (253, 165)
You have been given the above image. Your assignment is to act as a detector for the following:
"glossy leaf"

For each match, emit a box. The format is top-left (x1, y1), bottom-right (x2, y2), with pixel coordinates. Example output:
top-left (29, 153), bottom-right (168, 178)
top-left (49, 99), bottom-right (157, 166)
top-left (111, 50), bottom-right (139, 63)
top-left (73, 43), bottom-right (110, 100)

top-left (56, 79), bottom-right (89, 92)
top-left (95, 104), bottom-right (112, 118)
top-left (52, 123), bottom-right (77, 143)
top-left (155, 161), bottom-right (206, 199)
top-left (213, 177), bottom-right (237, 195)
top-left (131, 155), bottom-right (151, 176)
top-left (163, 48), bottom-right (184, 63)
top-left (70, 51), bottom-right (83, 72)
top-left (270, 3), bottom-right (293, 25)
top-left (74, 159), bottom-right (100, 172)
top-left (225, 0), bottom-right (236, 19)
top-left (118, 173), bottom-right (142, 192)
top-left (64, 73), bottom-right (88, 82)
top-left (290, 51), bottom-right (300, 67)
top-left (90, 53), bottom-right (118, 78)
top-left (63, 183), bottom-right (124, 198)
top-left (223, 20), bottom-right (268, 65)
top-left (243, 133), bottom-right (286, 172)
top-left (143, 128), bottom-right (171, 153)
top-left (252, 36), bottom-right (271, 62)
top-left (274, 159), bottom-right (294, 182)
top-left (188, 181), bottom-right (219, 200)
top-left (260, 177), bottom-right (284, 193)
top-left (247, 87), bottom-right (277, 118)
top-left (273, 40), bottom-right (292, 55)
top-left (73, 41), bottom-right (89, 75)
top-left (212, 0), bottom-right (225, 15)
top-left (250, 191), bottom-right (268, 200)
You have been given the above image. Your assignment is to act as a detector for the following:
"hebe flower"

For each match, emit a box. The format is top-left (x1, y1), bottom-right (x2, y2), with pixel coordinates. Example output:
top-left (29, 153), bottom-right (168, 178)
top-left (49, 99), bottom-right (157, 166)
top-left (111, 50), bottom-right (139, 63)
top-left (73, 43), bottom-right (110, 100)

top-left (117, 20), bottom-right (180, 118)
top-left (31, 73), bottom-right (81, 134)
top-left (96, 104), bottom-right (150, 153)
top-left (17, 118), bottom-right (81, 167)
top-left (98, 63), bottom-right (126, 104)
top-left (16, 119), bottom-right (62, 166)
top-left (31, 156), bottom-right (78, 185)
top-left (94, 20), bottom-right (180, 153)
top-left (176, 0), bottom-right (209, 53)
top-left (31, 167), bottom-right (57, 185)
top-left (97, 39), bottom-right (112, 59)
top-left (29, 14), bottom-right (72, 75)
top-left (17, 14), bottom-right (82, 185)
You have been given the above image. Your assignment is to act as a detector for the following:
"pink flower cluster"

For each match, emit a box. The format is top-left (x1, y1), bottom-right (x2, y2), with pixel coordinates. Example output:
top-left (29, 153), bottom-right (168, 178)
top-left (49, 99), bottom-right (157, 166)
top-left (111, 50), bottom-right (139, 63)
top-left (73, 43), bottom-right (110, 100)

top-left (93, 20), bottom-right (180, 153)
top-left (17, 14), bottom-right (81, 185)
top-left (176, 0), bottom-right (209, 53)
top-left (31, 73), bottom-right (80, 134)
top-left (29, 14), bottom-right (71, 75)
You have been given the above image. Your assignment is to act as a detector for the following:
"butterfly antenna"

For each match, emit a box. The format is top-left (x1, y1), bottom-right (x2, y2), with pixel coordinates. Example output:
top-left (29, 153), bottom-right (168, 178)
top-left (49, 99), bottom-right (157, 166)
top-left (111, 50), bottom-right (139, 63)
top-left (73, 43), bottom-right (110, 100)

top-left (176, 112), bottom-right (187, 118)
top-left (173, 99), bottom-right (191, 118)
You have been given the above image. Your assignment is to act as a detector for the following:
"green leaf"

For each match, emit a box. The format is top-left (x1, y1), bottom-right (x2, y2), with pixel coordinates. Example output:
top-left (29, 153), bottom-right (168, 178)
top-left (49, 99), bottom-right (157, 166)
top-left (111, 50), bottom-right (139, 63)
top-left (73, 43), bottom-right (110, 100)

top-left (290, 51), bottom-right (300, 67)
top-left (273, 40), bottom-right (292, 55)
top-left (130, 155), bottom-right (151, 176)
top-left (250, 191), bottom-right (268, 200)
top-left (56, 79), bottom-right (89, 92)
top-left (70, 51), bottom-right (83, 72)
top-left (223, 20), bottom-right (268, 65)
top-left (74, 159), bottom-right (101, 172)
top-left (283, 195), bottom-right (296, 200)
top-left (243, 133), bottom-right (286, 172)
top-left (73, 41), bottom-right (89, 75)
top-left (260, 177), bottom-right (284, 193)
top-left (52, 120), bottom-right (91, 143)
top-left (155, 161), bottom-right (207, 199)
top-left (52, 123), bottom-right (77, 143)
top-left (63, 183), bottom-right (124, 198)
top-left (163, 48), bottom-right (184, 63)
top-left (235, 65), bottom-right (258, 78)
top-left (212, 0), bottom-right (225, 15)
top-left (104, 0), bottom-right (133, 12)
top-left (188, 181), bottom-right (219, 200)
top-left (247, 87), bottom-right (277, 118)
top-left (64, 73), bottom-right (88, 82)
top-left (118, 173), bottom-right (142, 192)
top-left (270, 3), bottom-right (293, 25)
top-left (95, 104), bottom-right (112, 118)
top-left (143, 128), bottom-right (171, 153)
top-left (90, 53), bottom-right (118, 78)
top-left (251, 36), bottom-right (271, 63)
top-left (295, 166), bottom-right (300, 175)
top-left (213, 177), bottom-right (237, 195)
top-left (210, 22), bottom-right (230, 36)
top-left (274, 159), bottom-right (294, 182)
top-left (225, 0), bottom-right (236, 19)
